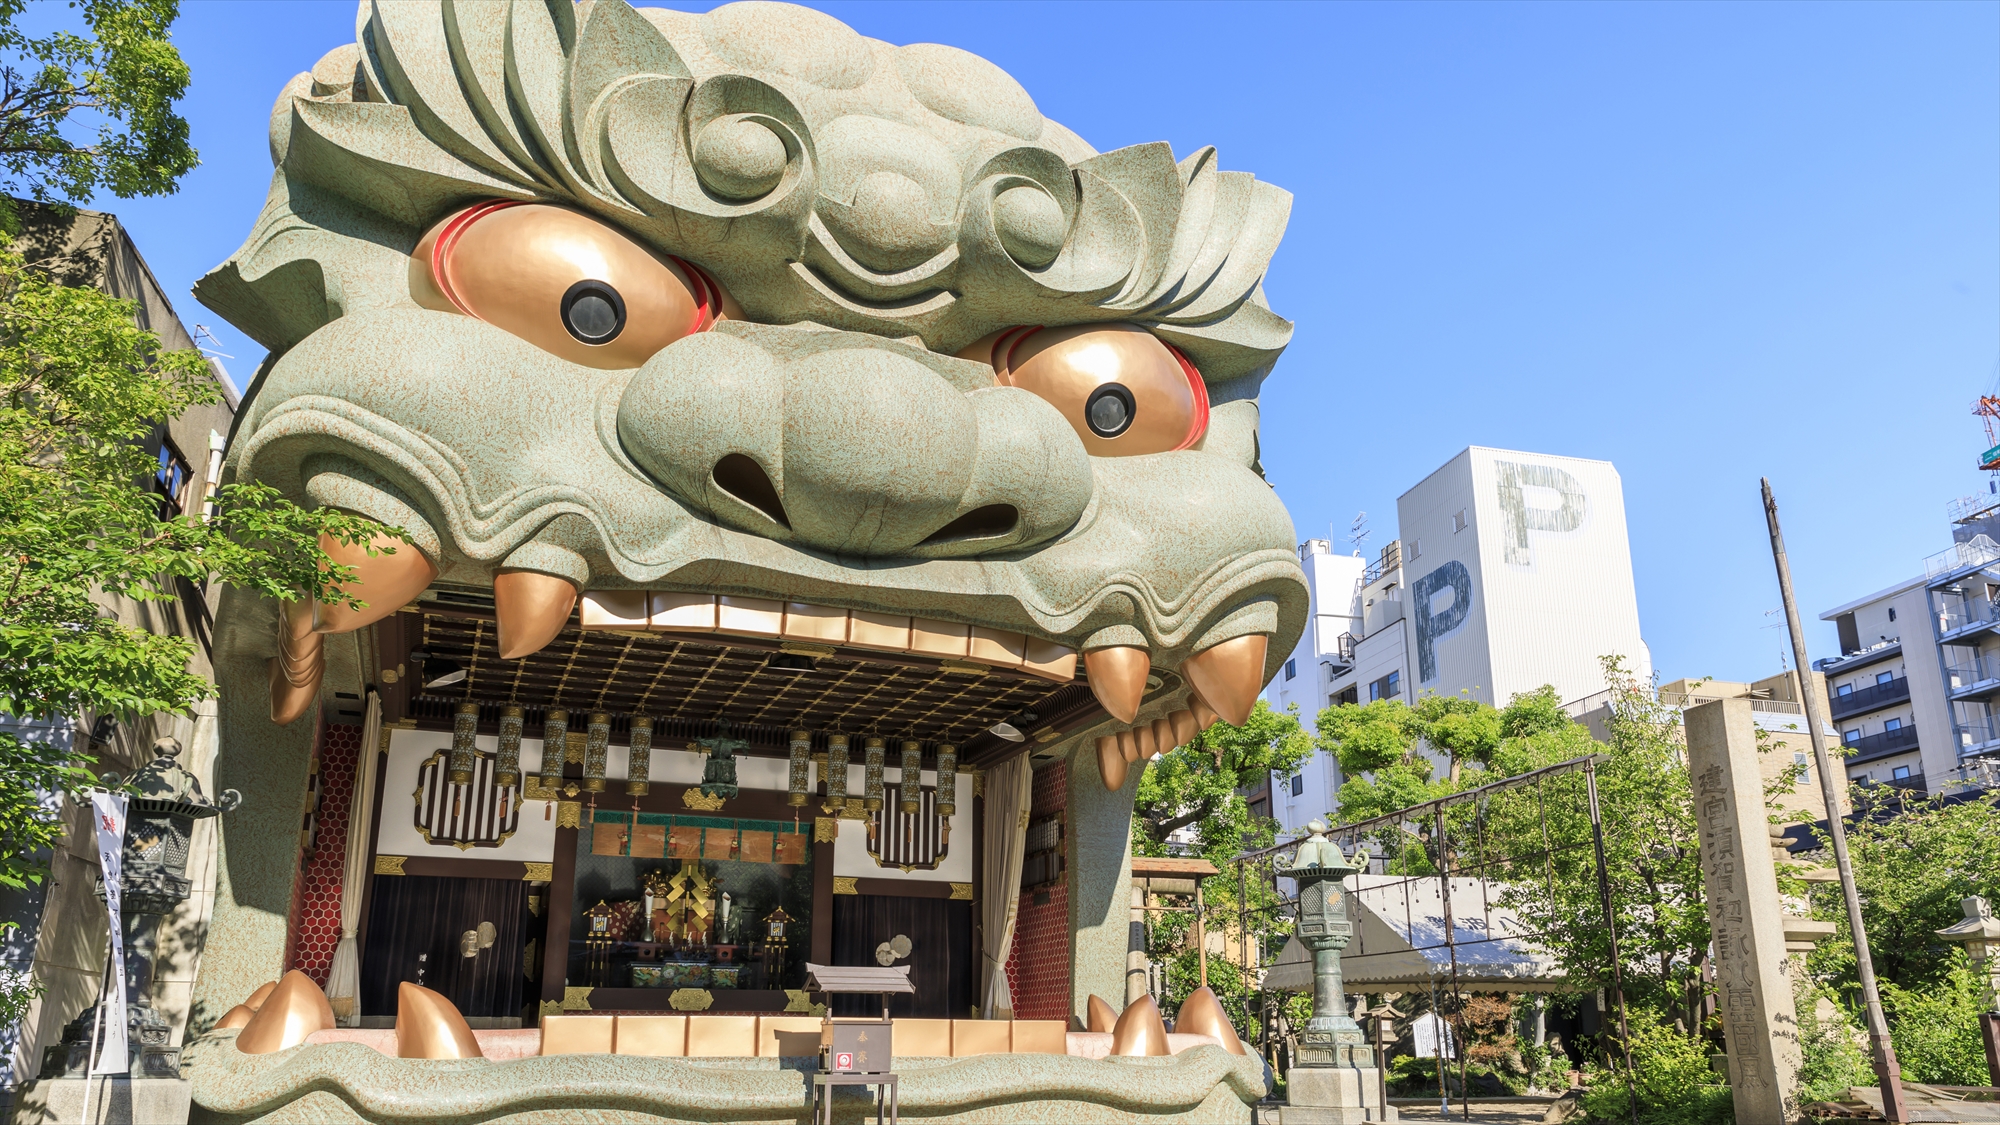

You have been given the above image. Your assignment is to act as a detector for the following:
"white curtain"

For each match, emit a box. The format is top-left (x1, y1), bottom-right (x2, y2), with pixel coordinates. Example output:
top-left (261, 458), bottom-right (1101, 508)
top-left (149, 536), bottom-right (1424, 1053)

top-left (325, 691), bottom-right (382, 1025)
top-left (979, 754), bottom-right (1033, 1019)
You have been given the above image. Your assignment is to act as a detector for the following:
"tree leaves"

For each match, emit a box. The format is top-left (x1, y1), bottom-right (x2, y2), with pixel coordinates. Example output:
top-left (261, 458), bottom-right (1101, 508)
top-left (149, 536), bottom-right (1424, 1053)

top-left (0, 0), bottom-right (196, 214)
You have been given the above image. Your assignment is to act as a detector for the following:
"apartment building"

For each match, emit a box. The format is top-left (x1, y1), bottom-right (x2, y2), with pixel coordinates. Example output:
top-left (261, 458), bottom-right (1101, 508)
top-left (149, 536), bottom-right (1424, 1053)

top-left (1814, 529), bottom-right (2000, 795)
top-left (1270, 446), bottom-right (1652, 832)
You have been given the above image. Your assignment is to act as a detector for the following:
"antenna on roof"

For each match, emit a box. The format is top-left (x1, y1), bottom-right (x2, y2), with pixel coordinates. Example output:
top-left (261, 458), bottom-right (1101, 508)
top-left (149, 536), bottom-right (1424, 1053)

top-left (191, 324), bottom-right (234, 359)
top-left (1346, 511), bottom-right (1370, 555)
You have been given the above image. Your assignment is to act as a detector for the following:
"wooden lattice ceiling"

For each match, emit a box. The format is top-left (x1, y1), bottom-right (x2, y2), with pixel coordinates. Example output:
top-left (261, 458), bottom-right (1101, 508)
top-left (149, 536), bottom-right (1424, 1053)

top-left (371, 592), bottom-right (1107, 766)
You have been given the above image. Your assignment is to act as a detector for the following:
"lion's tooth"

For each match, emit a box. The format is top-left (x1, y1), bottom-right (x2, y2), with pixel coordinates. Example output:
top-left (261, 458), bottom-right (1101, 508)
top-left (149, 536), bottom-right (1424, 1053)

top-left (1189, 693), bottom-right (1220, 730)
top-left (1180, 634), bottom-right (1268, 727)
top-left (311, 531), bottom-right (437, 634)
top-left (1169, 709), bottom-right (1198, 746)
top-left (1126, 722), bottom-right (1153, 762)
top-left (1151, 717), bottom-right (1177, 755)
top-left (1083, 645), bottom-right (1149, 724)
top-left (1095, 735), bottom-right (1127, 791)
top-left (268, 612), bottom-right (324, 726)
top-left (494, 571), bottom-right (578, 659)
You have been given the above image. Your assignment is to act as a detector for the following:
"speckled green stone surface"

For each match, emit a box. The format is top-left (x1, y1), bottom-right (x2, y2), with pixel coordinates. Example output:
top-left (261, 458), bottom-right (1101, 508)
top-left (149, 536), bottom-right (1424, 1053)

top-left (184, 1033), bottom-right (1265, 1124)
top-left (188, 4), bottom-right (1305, 1116)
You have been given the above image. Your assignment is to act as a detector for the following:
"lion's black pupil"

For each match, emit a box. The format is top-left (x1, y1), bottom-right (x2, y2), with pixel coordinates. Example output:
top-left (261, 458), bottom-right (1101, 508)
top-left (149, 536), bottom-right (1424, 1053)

top-left (1086, 384), bottom-right (1134, 438)
top-left (560, 280), bottom-right (625, 344)
top-left (568, 293), bottom-right (616, 339)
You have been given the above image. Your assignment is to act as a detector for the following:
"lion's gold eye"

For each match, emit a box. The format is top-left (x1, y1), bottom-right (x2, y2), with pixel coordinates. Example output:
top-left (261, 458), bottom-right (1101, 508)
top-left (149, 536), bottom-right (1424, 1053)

top-left (961, 324), bottom-right (1208, 457)
top-left (410, 202), bottom-right (734, 370)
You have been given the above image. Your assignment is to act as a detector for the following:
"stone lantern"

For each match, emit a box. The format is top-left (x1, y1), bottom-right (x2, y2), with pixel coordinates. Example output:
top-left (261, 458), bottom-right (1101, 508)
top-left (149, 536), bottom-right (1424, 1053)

top-left (1274, 820), bottom-right (1386, 1124)
top-left (1276, 819), bottom-right (1372, 1068)
top-left (1935, 895), bottom-right (2000, 1086)
top-left (51, 737), bottom-right (240, 1078)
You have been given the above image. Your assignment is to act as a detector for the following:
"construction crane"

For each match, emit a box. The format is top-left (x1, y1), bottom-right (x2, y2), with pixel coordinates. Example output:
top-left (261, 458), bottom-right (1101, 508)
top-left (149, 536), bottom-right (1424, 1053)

top-left (1950, 396), bottom-right (2000, 526)
top-left (1979, 396), bottom-right (2000, 470)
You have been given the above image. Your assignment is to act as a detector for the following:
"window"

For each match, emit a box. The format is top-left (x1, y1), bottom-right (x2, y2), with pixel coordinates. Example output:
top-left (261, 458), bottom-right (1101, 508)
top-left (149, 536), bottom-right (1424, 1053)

top-left (1884, 717), bottom-right (1901, 732)
top-left (155, 440), bottom-right (192, 519)
top-left (1453, 510), bottom-right (1467, 533)
top-left (1387, 670), bottom-right (1400, 697)
top-left (1888, 607), bottom-right (1897, 622)
top-left (1284, 659), bottom-right (1297, 682)
top-left (1290, 773), bottom-right (1304, 797)
top-left (1843, 729), bottom-right (1861, 744)
top-left (1793, 751), bottom-right (1808, 766)
top-left (1333, 686), bottom-right (1358, 707)
top-left (1892, 765), bottom-right (1911, 780)
top-left (1408, 539), bottom-right (1421, 560)
top-left (1876, 671), bottom-right (1894, 686)
top-left (1836, 683), bottom-right (1854, 697)
top-left (1368, 672), bottom-right (1400, 702)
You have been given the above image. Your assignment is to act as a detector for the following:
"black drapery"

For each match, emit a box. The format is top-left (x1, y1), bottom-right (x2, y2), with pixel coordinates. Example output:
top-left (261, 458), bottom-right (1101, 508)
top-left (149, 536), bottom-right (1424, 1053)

top-left (360, 874), bottom-right (527, 1019)
top-left (829, 894), bottom-right (973, 1018)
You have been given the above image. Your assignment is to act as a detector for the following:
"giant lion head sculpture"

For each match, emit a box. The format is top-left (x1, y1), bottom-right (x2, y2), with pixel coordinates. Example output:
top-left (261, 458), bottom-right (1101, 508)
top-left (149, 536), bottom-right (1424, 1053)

top-left (200, 0), bottom-right (1306, 760)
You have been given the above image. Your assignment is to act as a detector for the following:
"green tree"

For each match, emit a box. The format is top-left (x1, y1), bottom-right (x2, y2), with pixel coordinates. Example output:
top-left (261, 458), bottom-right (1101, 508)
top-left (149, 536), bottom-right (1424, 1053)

top-left (1130, 700), bottom-right (1311, 1043)
top-left (0, 239), bottom-right (388, 1014)
top-left (1804, 788), bottom-right (2000, 995)
top-left (0, 0), bottom-right (196, 224)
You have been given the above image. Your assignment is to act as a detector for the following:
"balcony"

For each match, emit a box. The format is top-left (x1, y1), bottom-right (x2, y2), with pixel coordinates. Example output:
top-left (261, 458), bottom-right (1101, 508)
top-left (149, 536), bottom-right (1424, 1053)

top-left (1842, 724), bottom-right (1919, 763)
top-left (1957, 718), bottom-right (2000, 756)
top-left (1937, 603), bottom-right (2000, 643)
top-left (1320, 632), bottom-right (1357, 676)
top-left (1829, 677), bottom-right (1910, 720)
top-left (1363, 590), bottom-right (1403, 636)
top-left (1926, 535), bottom-right (2000, 583)
top-left (1948, 661), bottom-right (2000, 701)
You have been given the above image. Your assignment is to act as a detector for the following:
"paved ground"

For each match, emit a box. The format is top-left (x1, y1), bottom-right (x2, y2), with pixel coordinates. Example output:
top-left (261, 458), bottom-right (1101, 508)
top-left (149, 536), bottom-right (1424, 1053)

top-left (1390, 1101), bottom-right (1555, 1123)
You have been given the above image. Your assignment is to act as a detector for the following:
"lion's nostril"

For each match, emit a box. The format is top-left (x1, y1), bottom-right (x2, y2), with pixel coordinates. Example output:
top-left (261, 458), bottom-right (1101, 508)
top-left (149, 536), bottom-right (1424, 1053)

top-left (921, 504), bottom-right (1017, 545)
top-left (713, 454), bottom-right (789, 529)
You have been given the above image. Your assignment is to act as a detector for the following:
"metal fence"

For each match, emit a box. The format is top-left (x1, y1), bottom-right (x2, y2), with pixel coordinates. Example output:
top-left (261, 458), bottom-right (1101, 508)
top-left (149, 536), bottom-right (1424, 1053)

top-left (1225, 753), bottom-right (1639, 1121)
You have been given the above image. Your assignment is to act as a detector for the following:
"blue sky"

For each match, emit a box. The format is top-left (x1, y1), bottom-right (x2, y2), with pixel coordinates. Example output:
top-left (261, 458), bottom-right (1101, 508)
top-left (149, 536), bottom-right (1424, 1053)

top-left (88, 0), bottom-right (1999, 685)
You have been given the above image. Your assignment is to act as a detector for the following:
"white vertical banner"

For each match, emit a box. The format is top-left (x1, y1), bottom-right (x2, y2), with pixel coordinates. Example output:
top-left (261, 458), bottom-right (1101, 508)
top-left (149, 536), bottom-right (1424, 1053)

top-left (90, 790), bottom-right (129, 1074)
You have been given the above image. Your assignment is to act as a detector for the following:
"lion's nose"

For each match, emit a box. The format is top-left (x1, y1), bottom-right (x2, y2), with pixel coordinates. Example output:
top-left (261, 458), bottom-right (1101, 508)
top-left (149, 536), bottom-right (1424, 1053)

top-left (616, 329), bottom-right (1090, 557)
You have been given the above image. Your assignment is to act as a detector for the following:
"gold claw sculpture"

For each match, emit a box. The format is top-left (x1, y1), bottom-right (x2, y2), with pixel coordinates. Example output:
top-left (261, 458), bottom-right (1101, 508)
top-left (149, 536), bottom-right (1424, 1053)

top-left (1173, 985), bottom-right (1247, 1055)
top-left (395, 982), bottom-right (484, 1059)
top-left (1109, 993), bottom-right (1170, 1056)
top-left (1086, 994), bottom-right (1119, 1033)
top-left (244, 980), bottom-right (279, 1011)
top-left (235, 970), bottom-right (335, 1054)
top-left (214, 1005), bottom-right (256, 1030)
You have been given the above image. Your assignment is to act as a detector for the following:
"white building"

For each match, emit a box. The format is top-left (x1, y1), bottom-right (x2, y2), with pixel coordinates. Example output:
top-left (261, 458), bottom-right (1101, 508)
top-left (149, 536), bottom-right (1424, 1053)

top-left (1813, 520), bottom-right (2000, 795)
top-left (1271, 446), bottom-right (1652, 832)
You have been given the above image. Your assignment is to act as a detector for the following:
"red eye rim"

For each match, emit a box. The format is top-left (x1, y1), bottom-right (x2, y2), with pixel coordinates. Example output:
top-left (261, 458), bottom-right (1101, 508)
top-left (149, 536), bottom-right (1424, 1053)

top-left (430, 200), bottom-right (523, 316)
top-left (996, 325), bottom-right (1210, 452)
top-left (429, 200), bottom-right (724, 340)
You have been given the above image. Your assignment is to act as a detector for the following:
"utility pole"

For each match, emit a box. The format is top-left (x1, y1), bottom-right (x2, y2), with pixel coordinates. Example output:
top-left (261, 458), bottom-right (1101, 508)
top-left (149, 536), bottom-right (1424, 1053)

top-left (1762, 478), bottom-right (1907, 1121)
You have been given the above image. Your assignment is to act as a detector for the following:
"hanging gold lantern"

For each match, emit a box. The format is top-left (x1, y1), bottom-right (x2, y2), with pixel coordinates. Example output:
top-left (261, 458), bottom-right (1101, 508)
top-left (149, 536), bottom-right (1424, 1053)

top-left (899, 741), bottom-right (922, 814)
top-left (788, 730), bottom-right (811, 807)
top-left (542, 708), bottom-right (569, 778)
top-left (582, 712), bottom-right (610, 792)
top-left (935, 743), bottom-right (957, 817)
top-left (863, 737), bottom-right (886, 812)
top-left (825, 734), bottom-right (850, 805)
top-left (495, 705), bottom-right (523, 788)
top-left (449, 702), bottom-right (479, 784)
top-left (627, 716), bottom-right (653, 797)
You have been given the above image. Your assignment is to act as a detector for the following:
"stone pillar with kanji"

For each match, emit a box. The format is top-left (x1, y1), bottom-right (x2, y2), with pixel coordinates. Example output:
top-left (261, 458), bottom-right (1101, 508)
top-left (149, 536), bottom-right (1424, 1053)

top-left (1687, 699), bottom-right (1802, 1125)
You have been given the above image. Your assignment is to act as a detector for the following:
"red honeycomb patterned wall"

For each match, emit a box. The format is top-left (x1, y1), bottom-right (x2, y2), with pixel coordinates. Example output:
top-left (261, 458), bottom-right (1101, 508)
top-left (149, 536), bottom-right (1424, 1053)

top-left (287, 722), bottom-right (362, 985)
top-left (1007, 759), bottom-right (1071, 1022)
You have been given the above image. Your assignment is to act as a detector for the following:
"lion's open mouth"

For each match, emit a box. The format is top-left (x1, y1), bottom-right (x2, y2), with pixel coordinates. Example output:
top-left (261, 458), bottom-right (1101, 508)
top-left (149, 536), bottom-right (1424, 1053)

top-left (369, 584), bottom-right (1149, 776)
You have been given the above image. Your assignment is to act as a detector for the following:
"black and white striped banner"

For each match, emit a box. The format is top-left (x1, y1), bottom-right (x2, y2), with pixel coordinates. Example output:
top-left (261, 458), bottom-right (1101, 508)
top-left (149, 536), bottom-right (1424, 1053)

top-left (867, 783), bottom-right (949, 870)
top-left (414, 750), bottom-right (521, 848)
